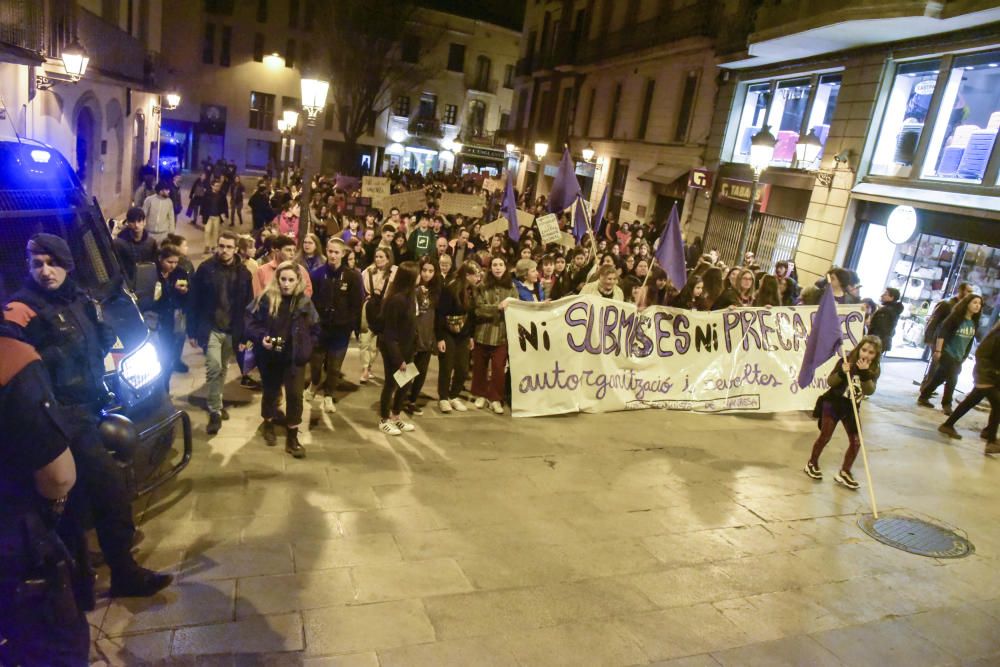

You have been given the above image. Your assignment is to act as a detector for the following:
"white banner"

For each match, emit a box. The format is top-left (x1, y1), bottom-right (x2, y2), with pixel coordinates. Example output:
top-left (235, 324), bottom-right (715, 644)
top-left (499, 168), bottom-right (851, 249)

top-left (504, 296), bottom-right (866, 417)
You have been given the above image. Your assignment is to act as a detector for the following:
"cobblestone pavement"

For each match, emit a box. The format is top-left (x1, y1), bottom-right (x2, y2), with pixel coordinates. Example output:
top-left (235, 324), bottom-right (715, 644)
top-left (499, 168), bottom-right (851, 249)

top-left (86, 210), bottom-right (1000, 666)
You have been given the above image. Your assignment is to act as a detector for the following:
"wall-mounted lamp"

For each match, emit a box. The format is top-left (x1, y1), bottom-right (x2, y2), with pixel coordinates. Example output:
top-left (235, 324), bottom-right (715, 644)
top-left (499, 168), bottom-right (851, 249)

top-left (581, 143), bottom-right (595, 162)
top-left (35, 40), bottom-right (90, 90)
top-left (263, 52), bottom-right (285, 68)
top-left (794, 129), bottom-right (823, 170)
top-left (533, 141), bottom-right (549, 161)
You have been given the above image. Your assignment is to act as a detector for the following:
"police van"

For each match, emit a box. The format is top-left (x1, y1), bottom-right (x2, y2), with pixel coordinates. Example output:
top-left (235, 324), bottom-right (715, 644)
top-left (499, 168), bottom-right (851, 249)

top-left (0, 137), bottom-right (191, 496)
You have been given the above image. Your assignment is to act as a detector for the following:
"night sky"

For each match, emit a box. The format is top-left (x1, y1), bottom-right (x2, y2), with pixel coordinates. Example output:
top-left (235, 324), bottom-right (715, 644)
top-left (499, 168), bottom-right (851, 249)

top-left (419, 0), bottom-right (524, 31)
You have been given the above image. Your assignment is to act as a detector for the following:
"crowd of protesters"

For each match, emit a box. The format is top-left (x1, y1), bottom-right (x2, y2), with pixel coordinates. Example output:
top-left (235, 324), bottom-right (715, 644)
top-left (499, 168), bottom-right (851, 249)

top-left (125, 165), bottom-right (996, 462)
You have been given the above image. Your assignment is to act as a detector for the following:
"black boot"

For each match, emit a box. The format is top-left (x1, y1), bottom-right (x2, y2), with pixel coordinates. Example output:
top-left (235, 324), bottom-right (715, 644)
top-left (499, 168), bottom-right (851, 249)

top-left (109, 565), bottom-right (173, 598)
top-left (262, 420), bottom-right (277, 446)
top-left (285, 427), bottom-right (305, 458)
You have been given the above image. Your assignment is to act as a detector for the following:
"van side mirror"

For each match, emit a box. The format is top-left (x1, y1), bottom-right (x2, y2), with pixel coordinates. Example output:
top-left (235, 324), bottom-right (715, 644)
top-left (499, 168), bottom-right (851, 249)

top-left (133, 262), bottom-right (158, 307)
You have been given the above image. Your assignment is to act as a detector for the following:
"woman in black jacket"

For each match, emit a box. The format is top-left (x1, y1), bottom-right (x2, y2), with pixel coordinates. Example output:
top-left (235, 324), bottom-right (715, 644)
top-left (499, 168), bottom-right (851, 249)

top-left (435, 262), bottom-right (482, 413)
top-left (377, 261), bottom-right (419, 436)
top-left (918, 293), bottom-right (983, 415)
top-left (151, 244), bottom-right (189, 391)
top-left (245, 261), bottom-right (319, 457)
top-left (938, 321), bottom-right (1000, 452)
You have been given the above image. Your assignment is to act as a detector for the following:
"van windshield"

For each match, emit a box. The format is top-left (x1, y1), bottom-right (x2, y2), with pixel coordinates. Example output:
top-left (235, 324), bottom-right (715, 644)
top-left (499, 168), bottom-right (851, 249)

top-left (0, 207), bottom-right (120, 302)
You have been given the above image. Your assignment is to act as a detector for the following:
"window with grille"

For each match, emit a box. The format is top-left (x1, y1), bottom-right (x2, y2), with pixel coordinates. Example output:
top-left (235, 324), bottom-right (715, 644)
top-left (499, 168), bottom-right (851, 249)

top-left (444, 104), bottom-right (458, 125)
top-left (395, 96), bottom-right (411, 117)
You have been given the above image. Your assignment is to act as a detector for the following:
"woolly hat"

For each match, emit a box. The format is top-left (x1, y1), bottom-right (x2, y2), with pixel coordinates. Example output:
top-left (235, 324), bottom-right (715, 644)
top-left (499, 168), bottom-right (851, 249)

top-left (26, 233), bottom-right (75, 272)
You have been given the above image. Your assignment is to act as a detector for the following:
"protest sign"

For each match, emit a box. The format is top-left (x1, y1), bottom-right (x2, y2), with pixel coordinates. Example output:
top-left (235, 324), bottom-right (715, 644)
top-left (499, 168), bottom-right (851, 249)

top-left (535, 213), bottom-right (561, 244)
top-left (377, 189), bottom-right (427, 214)
top-left (558, 231), bottom-right (577, 248)
top-left (480, 218), bottom-right (509, 238)
top-left (504, 296), bottom-right (866, 417)
top-left (362, 176), bottom-right (390, 200)
top-left (482, 177), bottom-right (506, 193)
top-left (514, 209), bottom-right (536, 230)
top-left (440, 192), bottom-right (485, 217)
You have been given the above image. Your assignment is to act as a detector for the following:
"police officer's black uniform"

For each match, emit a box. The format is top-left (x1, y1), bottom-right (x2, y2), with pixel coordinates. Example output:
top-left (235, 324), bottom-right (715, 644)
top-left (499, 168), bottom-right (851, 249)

top-left (0, 321), bottom-right (90, 666)
top-left (4, 234), bottom-right (171, 597)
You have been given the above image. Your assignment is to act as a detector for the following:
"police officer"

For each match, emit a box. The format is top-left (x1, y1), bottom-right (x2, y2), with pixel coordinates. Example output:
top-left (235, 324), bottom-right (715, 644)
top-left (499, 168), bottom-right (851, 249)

top-left (0, 319), bottom-right (90, 666)
top-left (3, 234), bottom-right (172, 598)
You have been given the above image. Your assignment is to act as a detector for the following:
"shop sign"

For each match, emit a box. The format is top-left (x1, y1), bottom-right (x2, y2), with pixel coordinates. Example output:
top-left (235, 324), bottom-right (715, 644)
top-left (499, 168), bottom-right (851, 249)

top-left (688, 168), bottom-right (713, 189)
top-left (886, 205), bottom-right (918, 244)
top-left (460, 145), bottom-right (506, 160)
top-left (716, 177), bottom-right (771, 211)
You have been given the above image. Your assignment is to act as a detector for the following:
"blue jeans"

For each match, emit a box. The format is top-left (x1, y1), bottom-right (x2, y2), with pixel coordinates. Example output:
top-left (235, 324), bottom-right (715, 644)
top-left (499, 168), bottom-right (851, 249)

top-left (205, 329), bottom-right (234, 414)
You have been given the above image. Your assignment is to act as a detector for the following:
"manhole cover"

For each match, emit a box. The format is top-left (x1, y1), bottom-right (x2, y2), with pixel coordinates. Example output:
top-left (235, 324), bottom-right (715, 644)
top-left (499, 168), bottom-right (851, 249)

top-left (858, 513), bottom-right (974, 558)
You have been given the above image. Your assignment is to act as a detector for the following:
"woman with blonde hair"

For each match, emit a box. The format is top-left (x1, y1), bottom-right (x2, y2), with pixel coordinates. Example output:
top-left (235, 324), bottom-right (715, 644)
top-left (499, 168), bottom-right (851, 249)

top-left (245, 261), bottom-right (319, 458)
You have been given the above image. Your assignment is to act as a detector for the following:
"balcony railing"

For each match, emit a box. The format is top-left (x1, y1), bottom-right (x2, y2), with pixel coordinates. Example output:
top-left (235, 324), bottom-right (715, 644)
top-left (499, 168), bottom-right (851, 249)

top-left (0, 0), bottom-right (45, 52)
top-left (78, 8), bottom-right (148, 83)
top-left (576, 7), bottom-right (711, 64)
top-left (460, 130), bottom-right (504, 147)
top-left (408, 117), bottom-right (444, 138)
top-left (467, 78), bottom-right (499, 94)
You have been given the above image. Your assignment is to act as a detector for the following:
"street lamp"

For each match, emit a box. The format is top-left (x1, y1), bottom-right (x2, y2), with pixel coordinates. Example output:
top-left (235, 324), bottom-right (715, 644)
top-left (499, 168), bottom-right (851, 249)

top-left (735, 125), bottom-right (776, 265)
top-left (153, 90), bottom-right (182, 182)
top-left (276, 115), bottom-right (297, 188)
top-left (35, 39), bottom-right (90, 90)
top-left (295, 73), bottom-right (331, 248)
top-left (263, 52), bottom-right (285, 69)
top-left (534, 141), bottom-right (549, 161)
top-left (505, 142), bottom-right (517, 154)
top-left (794, 128), bottom-right (823, 170)
top-left (581, 143), bottom-right (595, 163)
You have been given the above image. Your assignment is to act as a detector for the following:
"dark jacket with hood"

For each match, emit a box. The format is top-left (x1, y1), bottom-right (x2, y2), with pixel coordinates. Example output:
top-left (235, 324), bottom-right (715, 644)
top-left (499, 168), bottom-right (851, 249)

top-left (244, 293), bottom-right (319, 366)
top-left (867, 300), bottom-right (904, 351)
top-left (310, 263), bottom-right (364, 339)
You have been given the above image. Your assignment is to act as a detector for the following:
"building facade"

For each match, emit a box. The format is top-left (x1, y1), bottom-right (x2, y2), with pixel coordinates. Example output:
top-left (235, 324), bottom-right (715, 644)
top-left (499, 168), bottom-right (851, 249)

top-left (509, 0), bottom-right (756, 230)
top-left (693, 0), bottom-right (1000, 357)
top-left (0, 0), bottom-right (165, 217)
top-left (160, 1), bottom-right (519, 176)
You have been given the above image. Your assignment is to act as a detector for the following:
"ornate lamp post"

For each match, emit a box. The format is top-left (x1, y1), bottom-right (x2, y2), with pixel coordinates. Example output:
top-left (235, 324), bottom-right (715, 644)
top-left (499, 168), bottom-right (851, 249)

top-left (735, 125), bottom-right (776, 265)
top-left (295, 73), bottom-right (330, 248)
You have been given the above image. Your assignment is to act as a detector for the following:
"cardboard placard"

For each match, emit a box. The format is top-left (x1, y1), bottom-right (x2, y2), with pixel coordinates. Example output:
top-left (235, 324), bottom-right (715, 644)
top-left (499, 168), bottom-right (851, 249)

top-left (377, 189), bottom-right (427, 214)
top-left (479, 218), bottom-right (509, 239)
top-left (482, 177), bottom-right (506, 193)
top-left (440, 192), bottom-right (485, 217)
top-left (362, 176), bottom-right (390, 199)
top-left (535, 213), bottom-right (561, 244)
top-left (558, 231), bottom-right (577, 248)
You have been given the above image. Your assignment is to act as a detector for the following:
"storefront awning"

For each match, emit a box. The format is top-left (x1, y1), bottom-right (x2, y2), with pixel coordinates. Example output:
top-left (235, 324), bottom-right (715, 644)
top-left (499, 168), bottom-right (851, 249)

top-left (851, 182), bottom-right (1000, 221)
top-left (638, 164), bottom-right (690, 186)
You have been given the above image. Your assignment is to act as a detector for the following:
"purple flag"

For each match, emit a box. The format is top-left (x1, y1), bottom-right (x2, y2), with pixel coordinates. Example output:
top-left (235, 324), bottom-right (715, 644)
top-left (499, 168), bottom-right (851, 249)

top-left (547, 148), bottom-right (582, 213)
top-left (573, 197), bottom-right (588, 242)
top-left (335, 174), bottom-right (360, 192)
top-left (501, 175), bottom-right (520, 242)
top-left (797, 287), bottom-right (843, 388)
top-left (653, 204), bottom-right (686, 290)
top-left (592, 185), bottom-right (609, 238)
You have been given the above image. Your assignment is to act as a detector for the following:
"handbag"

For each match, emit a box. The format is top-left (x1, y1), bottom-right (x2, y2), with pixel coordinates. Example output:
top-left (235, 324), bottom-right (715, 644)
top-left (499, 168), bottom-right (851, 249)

top-left (445, 314), bottom-right (466, 334)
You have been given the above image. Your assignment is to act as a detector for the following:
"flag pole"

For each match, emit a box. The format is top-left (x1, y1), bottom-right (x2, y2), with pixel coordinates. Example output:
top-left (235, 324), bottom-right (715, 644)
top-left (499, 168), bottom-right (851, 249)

top-left (838, 346), bottom-right (879, 519)
top-left (574, 193), bottom-right (600, 260)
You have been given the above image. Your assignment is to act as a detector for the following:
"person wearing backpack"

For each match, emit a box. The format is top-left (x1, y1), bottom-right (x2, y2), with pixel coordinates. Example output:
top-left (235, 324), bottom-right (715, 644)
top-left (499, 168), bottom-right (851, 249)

top-left (359, 247), bottom-right (396, 384)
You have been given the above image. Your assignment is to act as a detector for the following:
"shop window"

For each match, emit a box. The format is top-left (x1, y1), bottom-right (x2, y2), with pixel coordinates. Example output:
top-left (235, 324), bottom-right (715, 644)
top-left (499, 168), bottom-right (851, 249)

top-left (801, 73), bottom-right (840, 163)
top-left (870, 60), bottom-right (941, 177)
top-left (732, 82), bottom-right (770, 163)
top-left (921, 50), bottom-right (1000, 184)
top-left (765, 78), bottom-right (812, 167)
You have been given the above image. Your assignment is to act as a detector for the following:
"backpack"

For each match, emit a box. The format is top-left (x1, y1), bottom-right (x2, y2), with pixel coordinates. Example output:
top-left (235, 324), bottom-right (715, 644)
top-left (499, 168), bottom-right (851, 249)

top-left (364, 272), bottom-right (385, 334)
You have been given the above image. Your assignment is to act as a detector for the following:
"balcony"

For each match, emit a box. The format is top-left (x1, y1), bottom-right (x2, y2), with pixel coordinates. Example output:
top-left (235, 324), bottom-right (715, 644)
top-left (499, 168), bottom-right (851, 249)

top-left (77, 9), bottom-right (148, 83)
top-left (467, 78), bottom-right (499, 95)
top-left (408, 117), bottom-right (444, 138)
top-left (533, 33), bottom-right (578, 73)
top-left (737, 0), bottom-right (1000, 68)
top-left (0, 0), bottom-right (45, 55)
top-left (460, 130), bottom-right (505, 147)
top-left (576, 8), bottom-right (711, 65)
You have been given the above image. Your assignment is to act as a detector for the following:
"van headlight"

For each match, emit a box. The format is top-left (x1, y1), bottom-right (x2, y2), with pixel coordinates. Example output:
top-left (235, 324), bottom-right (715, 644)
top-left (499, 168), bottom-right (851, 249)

top-left (119, 340), bottom-right (161, 390)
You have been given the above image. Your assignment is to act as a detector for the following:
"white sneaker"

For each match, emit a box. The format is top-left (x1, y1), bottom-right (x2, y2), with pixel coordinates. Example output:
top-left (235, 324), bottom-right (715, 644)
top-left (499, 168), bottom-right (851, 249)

top-left (303, 386), bottom-right (315, 401)
top-left (322, 396), bottom-right (337, 413)
top-left (393, 419), bottom-right (416, 432)
top-left (450, 398), bottom-right (468, 412)
top-left (473, 397), bottom-right (487, 409)
top-left (439, 399), bottom-right (453, 413)
top-left (379, 419), bottom-right (401, 436)
top-left (490, 401), bottom-right (504, 415)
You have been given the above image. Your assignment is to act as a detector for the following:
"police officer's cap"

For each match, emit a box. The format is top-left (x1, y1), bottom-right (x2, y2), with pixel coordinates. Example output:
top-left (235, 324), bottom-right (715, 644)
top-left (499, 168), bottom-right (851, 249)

top-left (26, 233), bottom-right (75, 272)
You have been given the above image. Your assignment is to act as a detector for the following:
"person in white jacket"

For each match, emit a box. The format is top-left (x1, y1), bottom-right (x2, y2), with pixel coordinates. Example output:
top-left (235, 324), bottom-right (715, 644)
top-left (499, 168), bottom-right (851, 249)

top-left (143, 181), bottom-right (176, 245)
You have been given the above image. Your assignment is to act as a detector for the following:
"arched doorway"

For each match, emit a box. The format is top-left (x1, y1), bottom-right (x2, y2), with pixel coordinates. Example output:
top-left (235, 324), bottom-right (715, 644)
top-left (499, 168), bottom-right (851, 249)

top-left (75, 107), bottom-right (95, 192)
